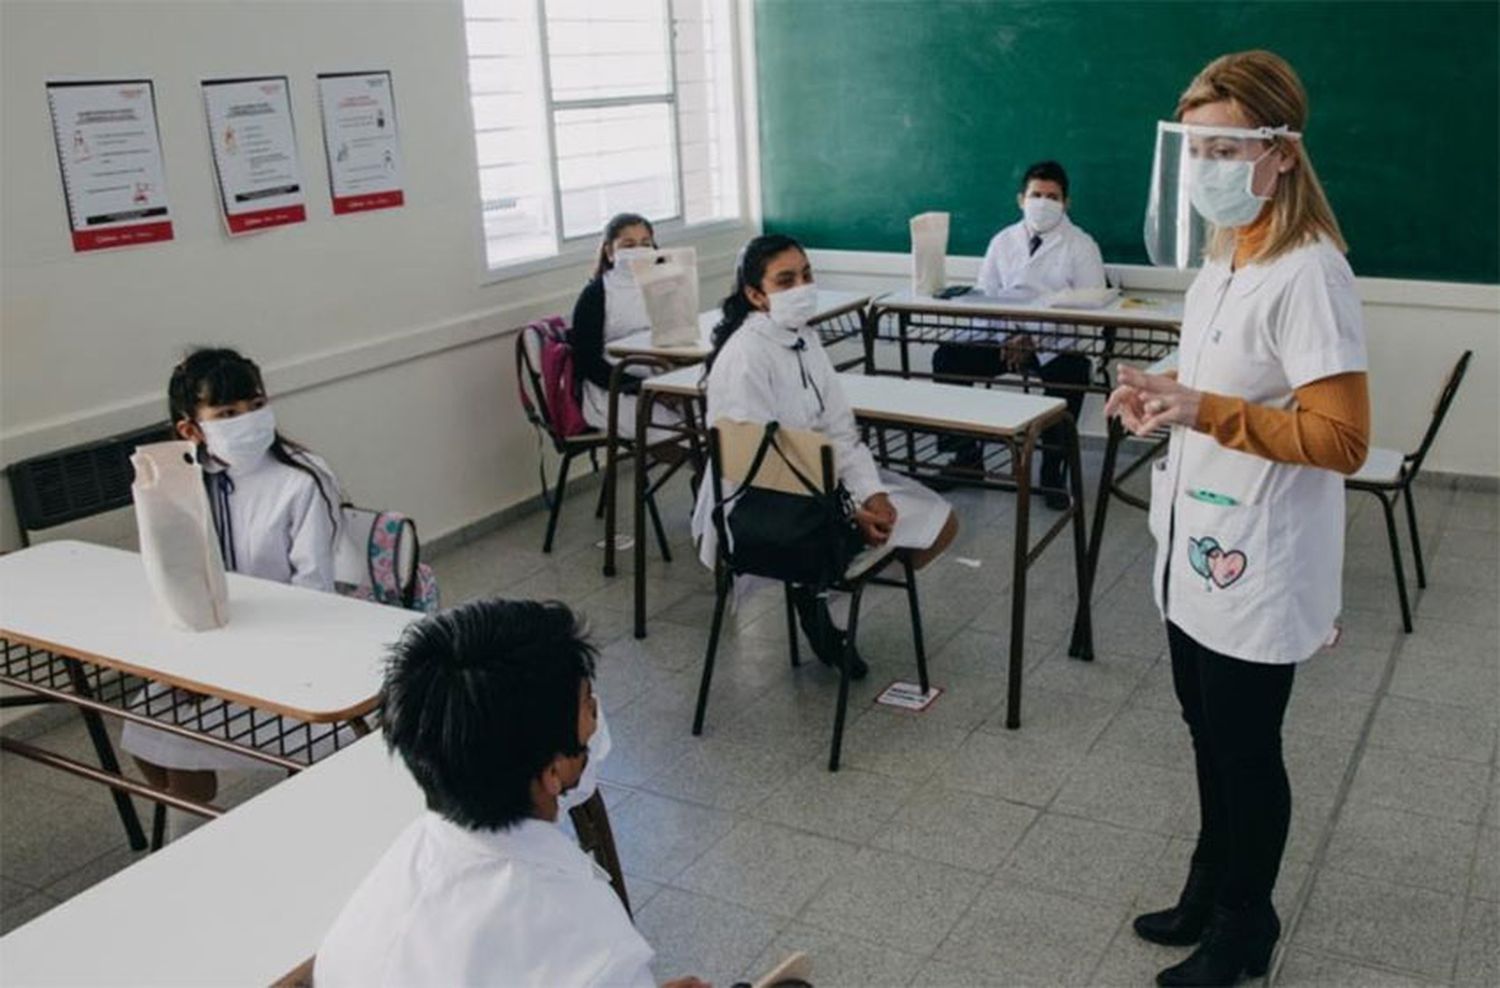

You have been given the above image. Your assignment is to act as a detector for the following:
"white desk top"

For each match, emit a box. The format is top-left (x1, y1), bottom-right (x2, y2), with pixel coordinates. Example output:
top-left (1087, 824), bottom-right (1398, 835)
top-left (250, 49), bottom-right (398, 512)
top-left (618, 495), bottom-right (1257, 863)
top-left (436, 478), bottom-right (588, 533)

top-left (606, 289), bottom-right (871, 360)
top-left (644, 369), bottom-right (1063, 436)
top-left (0, 541), bottom-right (415, 720)
top-left (0, 736), bottom-right (424, 986)
top-left (875, 287), bottom-right (1183, 329)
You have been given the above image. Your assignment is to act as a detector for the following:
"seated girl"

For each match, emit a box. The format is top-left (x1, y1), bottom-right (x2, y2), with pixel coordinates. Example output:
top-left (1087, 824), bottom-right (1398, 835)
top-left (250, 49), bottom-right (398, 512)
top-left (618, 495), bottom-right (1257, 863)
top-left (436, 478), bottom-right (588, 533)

top-left (691, 234), bottom-right (959, 679)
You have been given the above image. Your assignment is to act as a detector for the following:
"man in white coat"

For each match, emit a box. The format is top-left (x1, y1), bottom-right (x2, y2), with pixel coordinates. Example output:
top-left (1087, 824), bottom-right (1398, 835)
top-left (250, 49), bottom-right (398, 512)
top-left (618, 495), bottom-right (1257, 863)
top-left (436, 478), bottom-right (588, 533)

top-left (933, 160), bottom-right (1106, 506)
top-left (315, 599), bottom-right (707, 988)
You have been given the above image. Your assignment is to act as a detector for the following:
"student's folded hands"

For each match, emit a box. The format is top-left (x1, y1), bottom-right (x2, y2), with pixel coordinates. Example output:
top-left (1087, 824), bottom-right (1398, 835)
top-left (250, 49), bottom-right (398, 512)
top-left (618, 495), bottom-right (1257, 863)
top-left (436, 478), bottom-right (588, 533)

top-left (855, 492), bottom-right (898, 546)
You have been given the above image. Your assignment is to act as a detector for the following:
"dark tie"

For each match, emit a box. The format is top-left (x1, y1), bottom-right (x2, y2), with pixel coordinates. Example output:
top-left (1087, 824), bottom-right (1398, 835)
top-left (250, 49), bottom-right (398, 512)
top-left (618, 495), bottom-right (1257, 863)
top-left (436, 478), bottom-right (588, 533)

top-left (1029, 234), bottom-right (1042, 256)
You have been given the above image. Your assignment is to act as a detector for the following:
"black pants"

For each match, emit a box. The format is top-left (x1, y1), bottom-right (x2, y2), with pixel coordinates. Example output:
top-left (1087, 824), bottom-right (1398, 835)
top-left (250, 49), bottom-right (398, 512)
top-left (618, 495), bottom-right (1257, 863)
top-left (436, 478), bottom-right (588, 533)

top-left (930, 343), bottom-right (1089, 486)
top-left (1168, 621), bottom-right (1295, 910)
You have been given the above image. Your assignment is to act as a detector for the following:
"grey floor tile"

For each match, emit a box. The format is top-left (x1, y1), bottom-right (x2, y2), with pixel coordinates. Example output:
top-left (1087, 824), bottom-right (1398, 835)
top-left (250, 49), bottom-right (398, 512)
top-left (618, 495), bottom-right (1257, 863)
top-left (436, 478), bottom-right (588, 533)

top-left (934, 878), bottom-right (1120, 985)
top-left (799, 847), bottom-right (986, 956)
top-left (869, 783), bottom-right (1037, 874)
top-left (1137, 836), bottom-right (1307, 922)
top-left (1284, 730), bottom-right (1360, 796)
top-left (607, 791), bottom-right (736, 883)
top-left (1325, 805), bottom-right (1479, 894)
top-left (0, 878), bottom-right (36, 909)
top-left (633, 887), bottom-right (783, 986)
top-left (1346, 744), bottom-right (1490, 824)
top-left (1454, 896), bottom-right (1498, 988)
top-left (0, 889), bottom-right (60, 936)
top-left (1088, 918), bottom-right (1192, 988)
top-left (1088, 702), bottom-right (1194, 773)
top-left (936, 728), bottom-right (1083, 808)
top-left (597, 679), bottom-right (706, 788)
top-left (1386, 650), bottom-right (1500, 714)
top-left (674, 819), bottom-right (859, 919)
top-left (975, 684), bottom-right (1122, 754)
top-left (907, 957), bottom-right (1014, 988)
top-left (1293, 870), bottom-right (1464, 980)
top-left (833, 712), bottom-right (973, 783)
top-left (749, 922), bottom-right (924, 988)
top-left (1474, 828), bottom-right (1498, 901)
top-left (1293, 645), bottom-right (1395, 695)
top-left (41, 844), bottom-right (145, 902)
top-left (1275, 949), bottom-right (1442, 987)
top-left (711, 675), bottom-right (877, 752)
top-left (624, 874), bottom-right (664, 913)
top-left (1367, 694), bottom-right (1498, 764)
top-left (641, 737), bottom-right (813, 813)
top-left (756, 763), bottom-right (914, 844)
top-left (1283, 684), bottom-right (1378, 743)
top-left (1051, 754), bottom-right (1197, 836)
top-left (999, 813), bottom-right (1169, 905)
top-left (1025, 648), bottom-right (1154, 702)
top-left (0, 777), bottom-right (140, 889)
top-left (1414, 584), bottom-right (1500, 630)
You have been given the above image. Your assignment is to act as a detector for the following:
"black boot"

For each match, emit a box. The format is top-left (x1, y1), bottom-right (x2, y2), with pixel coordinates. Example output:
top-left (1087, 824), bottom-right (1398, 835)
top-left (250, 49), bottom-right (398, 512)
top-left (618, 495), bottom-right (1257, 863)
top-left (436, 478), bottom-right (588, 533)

top-left (1134, 863), bottom-right (1218, 946)
top-left (789, 588), bottom-right (868, 680)
top-left (1156, 903), bottom-right (1280, 988)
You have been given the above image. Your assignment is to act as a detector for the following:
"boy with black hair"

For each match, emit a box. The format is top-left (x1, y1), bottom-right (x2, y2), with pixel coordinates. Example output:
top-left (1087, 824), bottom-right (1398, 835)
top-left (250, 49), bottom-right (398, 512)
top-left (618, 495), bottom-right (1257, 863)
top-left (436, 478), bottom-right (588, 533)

top-left (316, 599), bottom-right (706, 988)
top-left (933, 160), bottom-right (1106, 507)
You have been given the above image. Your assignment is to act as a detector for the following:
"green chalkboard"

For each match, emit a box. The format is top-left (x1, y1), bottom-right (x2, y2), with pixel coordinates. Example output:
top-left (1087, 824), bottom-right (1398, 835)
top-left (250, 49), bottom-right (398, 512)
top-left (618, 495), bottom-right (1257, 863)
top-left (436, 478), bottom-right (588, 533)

top-left (756, 0), bottom-right (1499, 284)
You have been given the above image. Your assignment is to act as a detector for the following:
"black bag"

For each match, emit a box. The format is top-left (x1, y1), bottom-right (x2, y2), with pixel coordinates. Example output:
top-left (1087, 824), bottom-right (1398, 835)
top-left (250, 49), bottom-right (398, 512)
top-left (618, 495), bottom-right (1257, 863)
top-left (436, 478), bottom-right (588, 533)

top-left (714, 422), bottom-right (865, 586)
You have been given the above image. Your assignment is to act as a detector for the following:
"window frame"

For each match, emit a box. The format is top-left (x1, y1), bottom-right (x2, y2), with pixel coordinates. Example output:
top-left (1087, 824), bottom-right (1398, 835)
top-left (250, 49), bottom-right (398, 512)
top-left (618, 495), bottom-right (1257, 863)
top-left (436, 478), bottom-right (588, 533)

top-left (465, 0), bottom-right (751, 285)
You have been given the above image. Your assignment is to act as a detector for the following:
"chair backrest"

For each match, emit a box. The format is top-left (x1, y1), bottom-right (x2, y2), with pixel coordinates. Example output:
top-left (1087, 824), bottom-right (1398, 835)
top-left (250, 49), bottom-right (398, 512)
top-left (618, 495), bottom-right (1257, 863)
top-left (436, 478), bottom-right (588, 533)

top-left (514, 316), bottom-right (589, 447)
top-left (1407, 349), bottom-right (1473, 478)
top-left (714, 418), bottom-right (830, 495)
top-left (6, 421), bottom-right (176, 545)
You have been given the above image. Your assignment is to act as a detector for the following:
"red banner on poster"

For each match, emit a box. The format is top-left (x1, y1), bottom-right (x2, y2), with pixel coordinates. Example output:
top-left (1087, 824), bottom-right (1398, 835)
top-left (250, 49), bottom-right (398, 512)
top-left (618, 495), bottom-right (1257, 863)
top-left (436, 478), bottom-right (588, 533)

top-left (225, 204), bottom-right (307, 234)
top-left (71, 221), bottom-right (175, 252)
top-left (332, 190), bottom-right (404, 215)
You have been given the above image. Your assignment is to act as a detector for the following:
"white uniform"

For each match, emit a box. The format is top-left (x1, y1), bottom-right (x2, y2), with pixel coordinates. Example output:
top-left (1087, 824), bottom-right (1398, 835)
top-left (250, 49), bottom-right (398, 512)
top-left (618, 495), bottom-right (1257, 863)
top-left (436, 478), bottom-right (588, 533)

top-left (581, 270), bottom-right (678, 439)
top-left (1150, 239), bottom-right (1366, 664)
top-left (120, 447), bottom-right (341, 770)
top-left (973, 213), bottom-right (1107, 361)
top-left (691, 312), bottom-right (951, 568)
top-left (315, 813), bottom-right (656, 988)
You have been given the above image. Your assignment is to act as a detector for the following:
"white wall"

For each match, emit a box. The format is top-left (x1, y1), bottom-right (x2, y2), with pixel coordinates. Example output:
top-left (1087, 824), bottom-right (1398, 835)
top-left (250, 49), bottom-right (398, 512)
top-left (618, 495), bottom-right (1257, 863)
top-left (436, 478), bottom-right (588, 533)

top-left (809, 249), bottom-right (1500, 480)
top-left (0, 0), bottom-right (755, 550)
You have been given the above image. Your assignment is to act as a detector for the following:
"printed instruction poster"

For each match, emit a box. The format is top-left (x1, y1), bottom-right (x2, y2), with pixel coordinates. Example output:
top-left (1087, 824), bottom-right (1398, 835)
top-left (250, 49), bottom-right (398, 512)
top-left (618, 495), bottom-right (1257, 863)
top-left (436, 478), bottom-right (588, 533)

top-left (317, 71), bottom-right (405, 214)
top-left (201, 76), bottom-right (307, 235)
top-left (46, 80), bottom-right (175, 252)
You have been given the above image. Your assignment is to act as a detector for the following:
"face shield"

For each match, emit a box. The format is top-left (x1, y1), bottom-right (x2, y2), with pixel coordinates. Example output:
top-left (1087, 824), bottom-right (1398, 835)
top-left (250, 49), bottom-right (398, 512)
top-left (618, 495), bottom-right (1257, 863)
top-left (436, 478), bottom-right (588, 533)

top-left (1143, 121), bottom-right (1301, 268)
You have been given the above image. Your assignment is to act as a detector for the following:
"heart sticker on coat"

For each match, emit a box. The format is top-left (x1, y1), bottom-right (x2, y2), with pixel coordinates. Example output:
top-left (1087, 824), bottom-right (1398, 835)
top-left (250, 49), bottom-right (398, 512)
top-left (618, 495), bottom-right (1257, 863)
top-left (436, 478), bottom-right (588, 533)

top-left (1187, 536), bottom-right (1248, 590)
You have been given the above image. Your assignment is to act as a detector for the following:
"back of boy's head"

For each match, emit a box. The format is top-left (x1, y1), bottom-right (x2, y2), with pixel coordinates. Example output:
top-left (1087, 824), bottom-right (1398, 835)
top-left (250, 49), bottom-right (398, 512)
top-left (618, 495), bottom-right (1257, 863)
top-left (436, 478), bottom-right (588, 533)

top-left (382, 598), bottom-right (597, 830)
top-left (168, 347), bottom-right (265, 423)
top-left (1020, 160), bottom-right (1070, 198)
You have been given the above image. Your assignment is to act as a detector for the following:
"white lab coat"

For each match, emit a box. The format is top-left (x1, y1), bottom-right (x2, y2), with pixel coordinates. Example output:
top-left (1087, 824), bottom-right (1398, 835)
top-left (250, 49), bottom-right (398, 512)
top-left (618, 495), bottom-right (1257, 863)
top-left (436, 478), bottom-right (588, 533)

top-left (690, 313), bottom-right (951, 568)
top-left (581, 271), bottom-right (681, 441)
top-left (972, 213), bottom-right (1107, 361)
top-left (120, 447), bottom-right (341, 770)
top-left (1150, 238), bottom-right (1367, 664)
top-left (315, 813), bottom-right (656, 988)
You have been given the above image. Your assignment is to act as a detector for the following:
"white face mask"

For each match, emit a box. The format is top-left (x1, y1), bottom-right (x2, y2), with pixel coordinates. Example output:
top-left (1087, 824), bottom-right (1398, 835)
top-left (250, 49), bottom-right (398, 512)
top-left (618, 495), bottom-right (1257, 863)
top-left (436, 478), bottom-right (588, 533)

top-left (1023, 197), bottom-right (1064, 234)
top-left (766, 282), bottom-right (819, 330)
top-left (1189, 151), bottom-right (1271, 228)
top-left (198, 405), bottom-right (276, 468)
top-left (608, 246), bottom-right (657, 277)
top-left (558, 703), bottom-right (611, 814)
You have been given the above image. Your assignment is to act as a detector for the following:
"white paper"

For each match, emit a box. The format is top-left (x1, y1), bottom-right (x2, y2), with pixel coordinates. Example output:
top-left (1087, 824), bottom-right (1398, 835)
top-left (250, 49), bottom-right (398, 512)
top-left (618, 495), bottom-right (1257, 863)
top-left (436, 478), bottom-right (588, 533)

top-left (201, 76), bottom-right (307, 235)
top-left (46, 80), bottom-right (175, 251)
top-left (317, 71), bottom-right (405, 214)
top-left (874, 680), bottom-right (943, 711)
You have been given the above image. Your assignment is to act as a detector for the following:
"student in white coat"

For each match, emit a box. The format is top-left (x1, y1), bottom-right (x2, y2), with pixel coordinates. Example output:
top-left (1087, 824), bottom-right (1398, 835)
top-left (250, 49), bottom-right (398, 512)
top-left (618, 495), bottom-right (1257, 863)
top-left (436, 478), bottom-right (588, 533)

top-left (121, 348), bottom-right (342, 837)
top-left (315, 599), bottom-right (707, 988)
top-left (933, 161), bottom-right (1106, 506)
top-left (691, 234), bottom-right (959, 679)
top-left (1107, 51), bottom-right (1369, 987)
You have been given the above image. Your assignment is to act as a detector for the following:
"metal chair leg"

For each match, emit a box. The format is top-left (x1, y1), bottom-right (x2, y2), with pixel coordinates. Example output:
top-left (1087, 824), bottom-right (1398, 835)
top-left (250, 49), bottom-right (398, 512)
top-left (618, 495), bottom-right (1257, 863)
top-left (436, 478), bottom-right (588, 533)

top-left (692, 568), bottom-right (731, 735)
top-left (645, 489), bottom-right (672, 562)
top-left (151, 802), bottom-right (167, 851)
top-left (1377, 492), bottom-right (1414, 633)
top-left (594, 467), bottom-right (608, 519)
top-left (902, 556), bottom-right (929, 694)
top-left (543, 452), bottom-right (574, 554)
top-left (1402, 482), bottom-right (1427, 589)
top-left (64, 660), bottom-right (147, 850)
top-left (828, 584), bottom-right (865, 772)
top-left (785, 583), bottom-right (802, 668)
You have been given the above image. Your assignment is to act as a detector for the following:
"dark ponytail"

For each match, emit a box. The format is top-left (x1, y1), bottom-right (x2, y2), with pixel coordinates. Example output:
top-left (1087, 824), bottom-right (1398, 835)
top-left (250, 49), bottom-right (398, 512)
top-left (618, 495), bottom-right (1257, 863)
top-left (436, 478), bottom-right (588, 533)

top-left (592, 212), bottom-right (656, 280)
top-left (168, 347), bottom-right (338, 528)
top-left (706, 233), bottom-right (806, 373)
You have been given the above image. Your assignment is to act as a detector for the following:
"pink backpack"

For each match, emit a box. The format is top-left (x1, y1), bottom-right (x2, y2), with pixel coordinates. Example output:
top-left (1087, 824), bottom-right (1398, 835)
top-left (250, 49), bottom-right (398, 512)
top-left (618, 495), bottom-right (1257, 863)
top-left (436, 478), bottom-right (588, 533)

top-left (517, 316), bottom-right (590, 439)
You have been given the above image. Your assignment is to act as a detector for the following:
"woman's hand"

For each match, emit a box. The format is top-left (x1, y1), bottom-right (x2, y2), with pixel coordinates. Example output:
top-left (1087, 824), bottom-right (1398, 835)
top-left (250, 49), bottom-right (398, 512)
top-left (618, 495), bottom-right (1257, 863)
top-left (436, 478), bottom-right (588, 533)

top-left (854, 492), bottom-right (897, 546)
top-left (1108, 365), bottom-right (1203, 436)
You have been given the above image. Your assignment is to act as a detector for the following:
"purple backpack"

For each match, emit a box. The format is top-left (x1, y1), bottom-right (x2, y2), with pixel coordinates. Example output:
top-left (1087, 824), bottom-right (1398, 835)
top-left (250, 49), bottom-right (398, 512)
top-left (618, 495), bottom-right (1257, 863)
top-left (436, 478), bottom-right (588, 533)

top-left (517, 316), bottom-right (590, 439)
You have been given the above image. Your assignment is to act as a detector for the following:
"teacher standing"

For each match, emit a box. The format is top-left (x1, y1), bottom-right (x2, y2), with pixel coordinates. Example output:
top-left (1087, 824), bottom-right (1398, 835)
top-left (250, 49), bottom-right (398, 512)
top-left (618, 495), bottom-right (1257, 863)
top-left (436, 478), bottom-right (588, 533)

top-left (1108, 50), bottom-right (1370, 987)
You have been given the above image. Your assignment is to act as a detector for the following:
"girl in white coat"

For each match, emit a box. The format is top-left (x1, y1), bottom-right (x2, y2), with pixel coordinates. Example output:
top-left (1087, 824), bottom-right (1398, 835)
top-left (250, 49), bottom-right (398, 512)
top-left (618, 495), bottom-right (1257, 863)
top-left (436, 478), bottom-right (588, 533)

top-left (1107, 51), bottom-right (1370, 987)
top-left (121, 347), bottom-right (341, 832)
top-left (691, 234), bottom-right (958, 679)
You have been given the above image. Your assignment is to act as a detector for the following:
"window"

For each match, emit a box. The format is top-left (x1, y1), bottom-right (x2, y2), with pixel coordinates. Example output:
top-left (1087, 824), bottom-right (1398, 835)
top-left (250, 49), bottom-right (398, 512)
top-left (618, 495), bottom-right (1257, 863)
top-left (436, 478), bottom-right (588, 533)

top-left (464, 0), bottom-right (742, 272)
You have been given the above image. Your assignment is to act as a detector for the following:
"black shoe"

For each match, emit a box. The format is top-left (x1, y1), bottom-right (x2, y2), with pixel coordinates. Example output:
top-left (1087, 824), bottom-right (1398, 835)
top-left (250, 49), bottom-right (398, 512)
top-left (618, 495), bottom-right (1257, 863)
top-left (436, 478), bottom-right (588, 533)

top-left (1042, 489), bottom-right (1071, 511)
top-left (928, 443), bottom-right (984, 493)
top-left (1156, 903), bottom-right (1280, 988)
top-left (1134, 864), bottom-right (1218, 946)
top-left (789, 588), bottom-right (869, 680)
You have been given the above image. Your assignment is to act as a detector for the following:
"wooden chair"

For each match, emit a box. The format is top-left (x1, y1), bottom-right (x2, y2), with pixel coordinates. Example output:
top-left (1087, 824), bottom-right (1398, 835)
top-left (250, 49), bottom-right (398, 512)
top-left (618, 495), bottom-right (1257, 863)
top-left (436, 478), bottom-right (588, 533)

top-left (694, 420), bottom-right (929, 771)
top-left (1345, 350), bottom-right (1472, 632)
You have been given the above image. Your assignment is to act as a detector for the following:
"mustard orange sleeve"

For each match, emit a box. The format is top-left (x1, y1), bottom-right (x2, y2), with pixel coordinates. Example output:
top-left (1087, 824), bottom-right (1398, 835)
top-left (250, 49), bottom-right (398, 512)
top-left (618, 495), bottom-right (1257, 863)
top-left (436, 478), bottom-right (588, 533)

top-left (1194, 372), bottom-right (1371, 475)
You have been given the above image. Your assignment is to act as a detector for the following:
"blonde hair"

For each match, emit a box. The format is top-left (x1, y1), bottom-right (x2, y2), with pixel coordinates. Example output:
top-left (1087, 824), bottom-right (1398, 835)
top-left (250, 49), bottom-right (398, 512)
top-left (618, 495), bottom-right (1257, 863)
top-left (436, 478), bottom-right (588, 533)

top-left (1177, 50), bottom-right (1347, 263)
